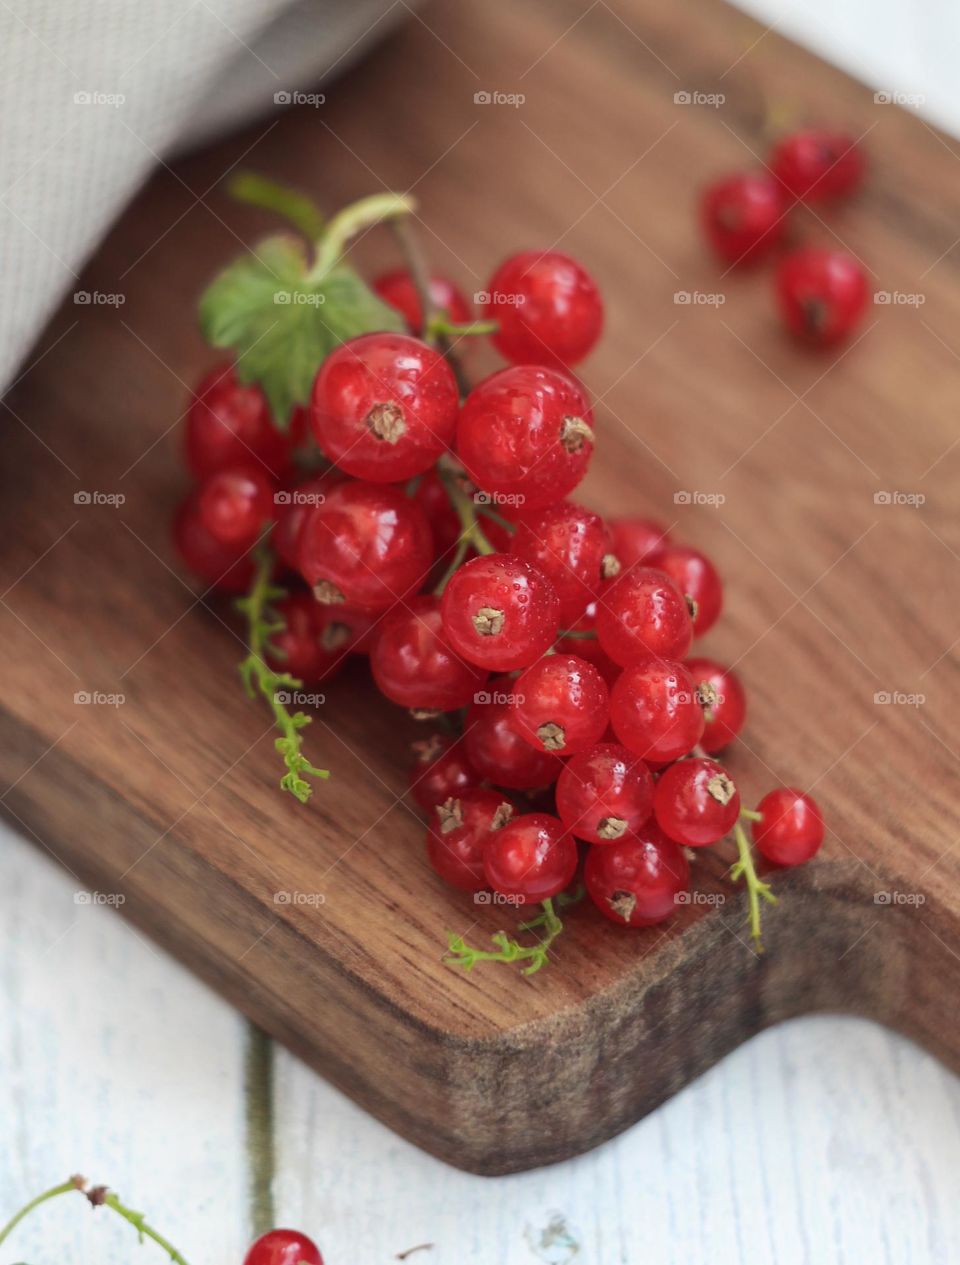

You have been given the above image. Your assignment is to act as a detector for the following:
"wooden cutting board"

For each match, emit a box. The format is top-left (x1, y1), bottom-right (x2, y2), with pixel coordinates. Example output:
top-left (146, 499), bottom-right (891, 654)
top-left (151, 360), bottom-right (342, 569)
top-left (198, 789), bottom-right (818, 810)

top-left (2, 0), bottom-right (959, 1176)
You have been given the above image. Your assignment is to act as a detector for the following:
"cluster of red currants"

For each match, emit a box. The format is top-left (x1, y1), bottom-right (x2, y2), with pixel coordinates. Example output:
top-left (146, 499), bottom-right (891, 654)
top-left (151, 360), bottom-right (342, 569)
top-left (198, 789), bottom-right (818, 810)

top-left (702, 127), bottom-right (868, 346)
top-left (174, 207), bottom-right (824, 963)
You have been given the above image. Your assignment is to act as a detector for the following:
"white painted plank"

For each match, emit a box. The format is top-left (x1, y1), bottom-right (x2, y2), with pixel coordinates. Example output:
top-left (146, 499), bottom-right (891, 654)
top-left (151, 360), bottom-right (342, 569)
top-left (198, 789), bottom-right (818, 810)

top-left (0, 822), bottom-right (250, 1264)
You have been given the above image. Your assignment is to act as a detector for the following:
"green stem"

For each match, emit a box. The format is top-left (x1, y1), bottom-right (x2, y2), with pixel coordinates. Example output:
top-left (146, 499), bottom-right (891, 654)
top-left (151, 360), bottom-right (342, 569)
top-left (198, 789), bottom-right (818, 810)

top-left (0, 1180), bottom-right (77, 1248)
top-left (236, 542), bottom-right (329, 802)
top-left (102, 1193), bottom-right (191, 1265)
top-left (432, 467), bottom-right (497, 596)
top-left (556, 628), bottom-right (598, 640)
top-left (730, 821), bottom-right (778, 952)
top-left (445, 897), bottom-right (566, 976)
top-left (309, 192), bottom-right (416, 281)
top-left (740, 807), bottom-right (763, 822)
top-left (226, 172), bottom-right (325, 241)
top-left (425, 315), bottom-right (498, 341)
top-left (474, 503), bottom-right (516, 534)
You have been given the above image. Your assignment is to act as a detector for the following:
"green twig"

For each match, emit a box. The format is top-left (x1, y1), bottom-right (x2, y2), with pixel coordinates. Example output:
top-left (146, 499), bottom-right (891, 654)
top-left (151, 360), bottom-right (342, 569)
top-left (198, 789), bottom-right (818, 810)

top-left (432, 467), bottom-right (499, 594)
top-left (310, 192), bottom-right (416, 281)
top-left (730, 821), bottom-right (778, 952)
top-left (226, 172), bottom-right (325, 241)
top-left (445, 897), bottom-right (567, 976)
top-left (236, 542), bottom-right (329, 802)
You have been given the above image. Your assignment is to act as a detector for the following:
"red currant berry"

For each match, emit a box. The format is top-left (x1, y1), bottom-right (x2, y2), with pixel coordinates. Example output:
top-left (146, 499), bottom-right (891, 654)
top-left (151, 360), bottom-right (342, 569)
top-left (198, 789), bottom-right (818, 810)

top-left (464, 683), bottom-right (563, 789)
top-left (595, 567), bottom-right (693, 667)
top-left (273, 472), bottom-right (343, 572)
top-left (410, 735), bottom-right (481, 811)
top-left (243, 1229), bottom-right (323, 1265)
top-left (654, 757), bottom-right (740, 846)
top-left (440, 554), bottom-right (560, 672)
top-left (701, 172), bottom-right (785, 266)
top-left (315, 601), bottom-right (379, 657)
top-left (609, 658), bottom-right (704, 763)
top-left (482, 250), bottom-right (603, 367)
top-left (311, 333), bottom-right (459, 482)
top-left (185, 364), bottom-right (290, 480)
top-left (512, 654), bottom-right (609, 755)
top-left (196, 465), bottom-right (275, 550)
top-left (427, 789), bottom-right (514, 892)
top-left (686, 657), bottom-right (746, 752)
top-left (372, 268), bottom-right (472, 336)
top-left (456, 365), bottom-right (595, 511)
top-left (412, 466), bottom-right (463, 560)
top-left (298, 480), bottom-right (433, 610)
top-left (608, 516), bottom-right (671, 567)
top-left (776, 247), bottom-right (868, 347)
top-left (370, 595), bottom-right (487, 712)
top-left (173, 492), bottom-right (255, 593)
top-left (264, 592), bottom-right (344, 685)
top-left (769, 129), bottom-right (864, 202)
top-left (483, 812), bottom-right (578, 904)
top-left (556, 741), bottom-right (654, 843)
top-left (509, 501), bottom-right (618, 625)
top-left (584, 826), bottom-right (690, 926)
top-left (647, 544), bottom-right (723, 637)
top-left (752, 788), bottom-right (824, 866)
top-left (554, 600), bottom-right (620, 684)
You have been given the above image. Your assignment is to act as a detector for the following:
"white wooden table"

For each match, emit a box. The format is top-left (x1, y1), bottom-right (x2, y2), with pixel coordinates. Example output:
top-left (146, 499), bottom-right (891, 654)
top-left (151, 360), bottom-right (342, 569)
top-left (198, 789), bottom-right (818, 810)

top-left (3, 4), bottom-right (960, 1263)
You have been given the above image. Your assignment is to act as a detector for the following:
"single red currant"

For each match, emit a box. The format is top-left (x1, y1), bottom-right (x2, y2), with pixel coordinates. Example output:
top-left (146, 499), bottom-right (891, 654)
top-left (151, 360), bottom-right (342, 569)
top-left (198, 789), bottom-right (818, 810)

top-left (608, 516), bottom-right (671, 568)
top-left (243, 1229), bottom-right (323, 1265)
top-left (511, 654), bottom-right (609, 755)
top-left (701, 172), bottom-right (786, 265)
top-left (595, 567), bottom-right (694, 667)
top-left (456, 365), bottom-right (595, 511)
top-left (173, 492), bottom-right (255, 593)
top-left (440, 554), bottom-right (560, 672)
top-left (427, 789), bottom-right (514, 892)
top-left (556, 742), bottom-right (654, 843)
top-left (372, 268), bottom-right (472, 336)
top-left (264, 592), bottom-right (344, 685)
top-left (482, 812), bottom-right (579, 904)
top-left (370, 595), bottom-right (488, 712)
top-left (481, 249), bottom-right (604, 367)
top-left (410, 734), bottom-right (481, 811)
top-left (464, 683), bottom-right (563, 789)
top-left (314, 600), bottom-right (380, 657)
top-left (686, 657), bottom-right (746, 752)
top-left (509, 501), bottom-right (618, 625)
top-left (776, 247), bottom-right (868, 346)
top-left (311, 333), bottom-right (459, 481)
top-left (298, 480), bottom-right (433, 610)
top-left (273, 472), bottom-right (343, 572)
top-left (654, 757), bottom-right (740, 846)
top-left (647, 544), bottom-right (723, 637)
top-left (584, 826), bottom-right (690, 926)
top-left (752, 788), bottom-right (824, 865)
top-left (609, 658), bottom-right (704, 763)
top-left (769, 129), bottom-right (864, 202)
top-left (196, 465), bottom-right (275, 550)
top-left (185, 364), bottom-right (290, 480)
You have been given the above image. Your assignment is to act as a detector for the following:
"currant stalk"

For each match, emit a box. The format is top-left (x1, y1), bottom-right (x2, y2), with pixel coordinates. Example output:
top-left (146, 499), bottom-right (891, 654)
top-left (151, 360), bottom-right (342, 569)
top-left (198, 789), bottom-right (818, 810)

top-left (730, 819), bottom-right (777, 952)
top-left (445, 897), bottom-right (566, 976)
top-left (236, 541), bottom-right (330, 803)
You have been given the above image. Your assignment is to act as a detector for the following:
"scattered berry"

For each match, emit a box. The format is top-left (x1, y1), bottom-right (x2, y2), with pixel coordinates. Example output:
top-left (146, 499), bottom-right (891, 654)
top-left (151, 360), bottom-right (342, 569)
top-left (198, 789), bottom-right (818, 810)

top-left (373, 268), bottom-right (472, 335)
top-left (609, 658), bottom-right (704, 763)
top-left (701, 172), bottom-right (785, 265)
top-left (482, 249), bottom-right (604, 367)
top-left (585, 826), bottom-right (690, 926)
top-left (370, 595), bottom-right (487, 712)
top-left (686, 657), bottom-right (746, 752)
top-left (510, 501), bottom-right (618, 625)
top-left (556, 742), bottom-right (654, 843)
top-left (243, 1229), bottom-right (324, 1265)
top-left (654, 756), bottom-right (740, 846)
top-left (752, 788), bottom-right (824, 865)
top-left (440, 553), bottom-right (560, 671)
top-left (647, 543), bottom-right (723, 636)
top-left (770, 129), bottom-right (864, 202)
top-left (427, 790), bottom-right (514, 891)
top-left (776, 247), bottom-right (868, 346)
top-left (511, 654), bottom-right (610, 754)
top-left (185, 364), bottom-right (290, 479)
top-left (483, 812), bottom-right (579, 904)
top-left (595, 567), bottom-right (694, 667)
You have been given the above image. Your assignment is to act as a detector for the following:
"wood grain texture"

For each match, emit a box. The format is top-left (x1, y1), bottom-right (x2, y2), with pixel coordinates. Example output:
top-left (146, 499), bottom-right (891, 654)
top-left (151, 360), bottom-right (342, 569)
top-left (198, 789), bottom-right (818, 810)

top-left (2, 0), bottom-right (960, 1173)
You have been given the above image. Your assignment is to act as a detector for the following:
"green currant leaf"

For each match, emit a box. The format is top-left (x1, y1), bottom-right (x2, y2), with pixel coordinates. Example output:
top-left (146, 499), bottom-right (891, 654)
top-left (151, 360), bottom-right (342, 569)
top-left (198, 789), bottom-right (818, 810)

top-left (198, 233), bottom-right (404, 428)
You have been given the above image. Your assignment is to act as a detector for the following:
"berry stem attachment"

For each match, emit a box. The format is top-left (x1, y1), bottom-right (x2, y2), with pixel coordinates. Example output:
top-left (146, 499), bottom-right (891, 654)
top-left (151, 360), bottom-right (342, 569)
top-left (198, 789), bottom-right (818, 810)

top-left (236, 541), bottom-right (330, 802)
top-left (446, 897), bottom-right (567, 975)
top-left (740, 807), bottom-right (764, 822)
top-left (555, 628), bottom-right (598, 640)
top-left (432, 467), bottom-right (498, 595)
top-left (425, 315), bottom-right (499, 341)
top-left (226, 171), bottom-right (325, 241)
top-left (0, 1176), bottom-right (192, 1265)
top-left (309, 192), bottom-right (417, 281)
top-left (730, 821), bottom-right (778, 952)
top-left (474, 503), bottom-right (516, 534)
